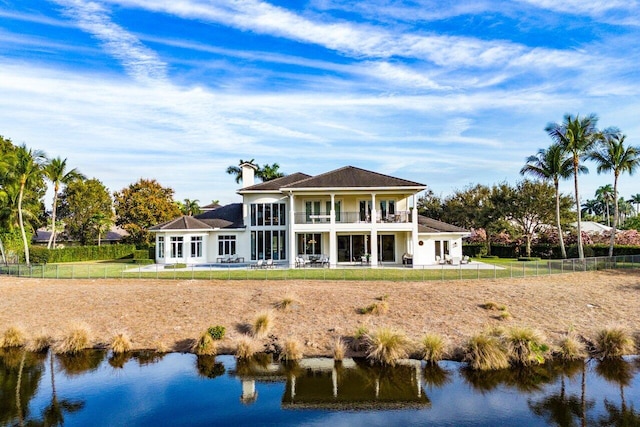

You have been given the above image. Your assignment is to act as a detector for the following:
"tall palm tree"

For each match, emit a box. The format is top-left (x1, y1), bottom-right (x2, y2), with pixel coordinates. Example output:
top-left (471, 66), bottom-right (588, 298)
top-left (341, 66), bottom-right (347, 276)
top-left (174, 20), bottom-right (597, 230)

top-left (588, 131), bottom-right (640, 256)
top-left (595, 184), bottom-right (614, 226)
top-left (43, 157), bottom-right (85, 249)
top-left (629, 193), bottom-right (640, 217)
top-left (581, 198), bottom-right (601, 219)
top-left (12, 144), bottom-right (46, 265)
top-left (546, 114), bottom-right (600, 259)
top-left (180, 198), bottom-right (201, 216)
top-left (520, 143), bottom-right (575, 258)
top-left (257, 163), bottom-right (285, 182)
top-left (225, 159), bottom-right (256, 184)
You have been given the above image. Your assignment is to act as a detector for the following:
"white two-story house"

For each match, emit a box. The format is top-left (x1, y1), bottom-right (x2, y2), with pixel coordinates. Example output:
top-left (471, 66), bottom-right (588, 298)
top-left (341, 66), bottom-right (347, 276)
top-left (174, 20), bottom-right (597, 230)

top-left (150, 164), bottom-right (468, 268)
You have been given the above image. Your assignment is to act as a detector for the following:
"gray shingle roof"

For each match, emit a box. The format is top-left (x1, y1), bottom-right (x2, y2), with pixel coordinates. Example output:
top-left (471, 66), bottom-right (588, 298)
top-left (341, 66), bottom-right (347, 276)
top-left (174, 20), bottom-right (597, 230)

top-left (239, 172), bottom-right (312, 192)
top-left (194, 203), bottom-right (244, 228)
top-left (149, 216), bottom-right (213, 231)
top-left (417, 216), bottom-right (468, 233)
top-left (281, 166), bottom-right (425, 189)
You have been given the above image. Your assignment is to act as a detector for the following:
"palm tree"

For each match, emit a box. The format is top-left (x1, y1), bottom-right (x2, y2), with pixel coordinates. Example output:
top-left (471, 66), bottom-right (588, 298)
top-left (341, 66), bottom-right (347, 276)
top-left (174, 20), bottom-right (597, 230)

top-left (581, 198), bottom-right (601, 220)
top-left (629, 193), bottom-right (640, 217)
top-left (521, 143), bottom-right (575, 258)
top-left (226, 159), bottom-right (256, 184)
top-left (43, 157), bottom-right (85, 249)
top-left (588, 131), bottom-right (640, 256)
top-left (12, 144), bottom-right (46, 265)
top-left (257, 163), bottom-right (285, 182)
top-left (595, 184), bottom-right (614, 226)
top-left (180, 198), bottom-right (201, 216)
top-left (546, 113), bottom-right (600, 259)
top-left (90, 212), bottom-right (113, 246)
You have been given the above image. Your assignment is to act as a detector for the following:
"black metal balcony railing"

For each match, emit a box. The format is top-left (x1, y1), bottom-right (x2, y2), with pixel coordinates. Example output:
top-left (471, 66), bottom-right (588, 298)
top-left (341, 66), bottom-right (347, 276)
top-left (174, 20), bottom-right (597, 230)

top-left (293, 211), bottom-right (411, 224)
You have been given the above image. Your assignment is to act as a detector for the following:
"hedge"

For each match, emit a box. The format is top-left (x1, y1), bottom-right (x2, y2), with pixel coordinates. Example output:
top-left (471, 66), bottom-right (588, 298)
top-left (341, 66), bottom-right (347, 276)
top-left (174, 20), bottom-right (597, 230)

top-left (30, 244), bottom-right (137, 263)
top-left (133, 249), bottom-right (150, 260)
top-left (463, 243), bottom-right (640, 259)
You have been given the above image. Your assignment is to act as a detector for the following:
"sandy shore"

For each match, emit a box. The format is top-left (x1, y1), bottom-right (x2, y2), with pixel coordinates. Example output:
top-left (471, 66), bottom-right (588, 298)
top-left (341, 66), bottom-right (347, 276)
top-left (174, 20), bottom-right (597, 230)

top-left (1, 270), bottom-right (639, 358)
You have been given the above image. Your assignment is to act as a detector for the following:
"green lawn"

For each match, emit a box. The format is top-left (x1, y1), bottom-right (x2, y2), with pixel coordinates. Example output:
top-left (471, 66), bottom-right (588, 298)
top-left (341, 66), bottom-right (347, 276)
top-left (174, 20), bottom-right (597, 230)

top-left (1, 256), bottom-right (636, 282)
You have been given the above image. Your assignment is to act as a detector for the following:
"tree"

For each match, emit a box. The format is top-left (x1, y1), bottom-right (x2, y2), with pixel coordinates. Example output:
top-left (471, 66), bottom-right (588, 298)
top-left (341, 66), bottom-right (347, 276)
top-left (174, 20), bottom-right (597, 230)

top-left (226, 159), bottom-right (256, 184)
top-left (43, 157), bottom-right (85, 249)
top-left (546, 113), bottom-right (600, 259)
top-left (595, 184), bottom-right (614, 226)
top-left (520, 143), bottom-right (575, 258)
top-left (588, 131), bottom-right (640, 257)
top-left (581, 198), bottom-right (602, 220)
top-left (629, 193), bottom-right (640, 217)
top-left (507, 180), bottom-right (573, 257)
top-left (257, 163), bottom-right (285, 182)
top-left (177, 198), bottom-right (201, 216)
top-left (58, 178), bottom-right (113, 245)
top-left (12, 144), bottom-right (47, 265)
top-left (89, 212), bottom-right (114, 246)
top-left (113, 178), bottom-right (181, 246)
top-left (417, 189), bottom-right (444, 220)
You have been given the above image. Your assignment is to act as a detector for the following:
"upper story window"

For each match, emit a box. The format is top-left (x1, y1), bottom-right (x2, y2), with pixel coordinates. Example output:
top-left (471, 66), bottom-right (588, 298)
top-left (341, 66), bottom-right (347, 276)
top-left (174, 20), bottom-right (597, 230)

top-left (251, 203), bottom-right (286, 226)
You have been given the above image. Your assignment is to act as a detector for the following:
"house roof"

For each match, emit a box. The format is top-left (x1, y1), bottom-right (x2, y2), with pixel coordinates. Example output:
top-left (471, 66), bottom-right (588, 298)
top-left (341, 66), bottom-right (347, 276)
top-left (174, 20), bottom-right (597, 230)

top-left (149, 216), bottom-right (213, 231)
top-left (239, 172), bottom-right (312, 192)
top-left (571, 221), bottom-right (612, 233)
top-left (418, 216), bottom-right (468, 233)
top-left (201, 202), bottom-right (221, 210)
top-left (32, 226), bottom-right (129, 243)
top-left (280, 166), bottom-right (425, 190)
top-left (195, 203), bottom-right (244, 228)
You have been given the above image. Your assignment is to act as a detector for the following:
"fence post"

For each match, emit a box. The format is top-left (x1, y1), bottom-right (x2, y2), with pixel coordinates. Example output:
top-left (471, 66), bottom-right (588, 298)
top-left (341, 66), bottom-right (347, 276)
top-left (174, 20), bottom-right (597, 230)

top-left (477, 263), bottom-right (480, 280)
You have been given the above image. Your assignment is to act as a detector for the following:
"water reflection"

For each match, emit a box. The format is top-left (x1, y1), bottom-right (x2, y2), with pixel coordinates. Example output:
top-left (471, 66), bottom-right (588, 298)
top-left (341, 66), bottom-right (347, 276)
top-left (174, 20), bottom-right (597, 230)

top-left (0, 348), bottom-right (45, 425)
top-left (0, 350), bottom-right (639, 426)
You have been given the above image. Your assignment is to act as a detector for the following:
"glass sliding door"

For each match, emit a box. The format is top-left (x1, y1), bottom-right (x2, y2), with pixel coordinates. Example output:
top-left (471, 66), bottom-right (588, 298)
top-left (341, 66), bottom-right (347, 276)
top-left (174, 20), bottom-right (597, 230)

top-left (378, 235), bottom-right (395, 262)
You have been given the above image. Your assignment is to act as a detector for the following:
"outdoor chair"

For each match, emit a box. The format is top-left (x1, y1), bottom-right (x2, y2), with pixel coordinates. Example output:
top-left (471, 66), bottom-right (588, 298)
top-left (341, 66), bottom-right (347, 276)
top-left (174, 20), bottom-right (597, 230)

top-left (265, 259), bottom-right (274, 269)
top-left (219, 255), bottom-right (231, 263)
top-left (229, 254), bottom-right (239, 263)
top-left (251, 260), bottom-right (264, 269)
top-left (461, 255), bottom-right (470, 264)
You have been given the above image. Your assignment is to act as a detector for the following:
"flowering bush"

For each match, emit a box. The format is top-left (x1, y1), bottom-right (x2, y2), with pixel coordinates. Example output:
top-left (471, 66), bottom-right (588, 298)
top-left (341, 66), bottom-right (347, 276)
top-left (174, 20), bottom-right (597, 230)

top-left (467, 228), bottom-right (487, 243)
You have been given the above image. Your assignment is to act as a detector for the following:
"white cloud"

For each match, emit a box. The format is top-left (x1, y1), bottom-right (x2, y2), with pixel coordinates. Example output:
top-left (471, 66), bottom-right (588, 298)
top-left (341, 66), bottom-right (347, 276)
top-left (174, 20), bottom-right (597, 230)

top-left (53, 0), bottom-right (168, 83)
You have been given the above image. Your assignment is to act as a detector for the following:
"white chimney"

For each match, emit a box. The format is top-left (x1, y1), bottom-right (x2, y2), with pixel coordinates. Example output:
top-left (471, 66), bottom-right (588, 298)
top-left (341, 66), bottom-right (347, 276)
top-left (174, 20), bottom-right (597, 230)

top-left (240, 162), bottom-right (258, 188)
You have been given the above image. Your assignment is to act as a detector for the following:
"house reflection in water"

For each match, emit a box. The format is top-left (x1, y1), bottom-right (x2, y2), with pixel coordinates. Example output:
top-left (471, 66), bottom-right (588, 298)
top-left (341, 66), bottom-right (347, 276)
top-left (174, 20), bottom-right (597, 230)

top-left (231, 356), bottom-right (430, 410)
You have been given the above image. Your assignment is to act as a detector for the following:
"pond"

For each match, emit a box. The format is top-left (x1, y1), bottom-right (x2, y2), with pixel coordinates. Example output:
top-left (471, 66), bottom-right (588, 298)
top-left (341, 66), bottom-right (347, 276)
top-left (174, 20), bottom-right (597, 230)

top-left (1, 349), bottom-right (639, 426)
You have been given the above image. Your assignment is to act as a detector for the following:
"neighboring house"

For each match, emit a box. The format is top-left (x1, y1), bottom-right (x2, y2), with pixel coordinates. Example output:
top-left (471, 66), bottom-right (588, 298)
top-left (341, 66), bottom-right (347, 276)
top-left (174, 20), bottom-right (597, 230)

top-left (32, 226), bottom-right (129, 246)
top-left (571, 221), bottom-right (612, 234)
top-left (150, 164), bottom-right (469, 267)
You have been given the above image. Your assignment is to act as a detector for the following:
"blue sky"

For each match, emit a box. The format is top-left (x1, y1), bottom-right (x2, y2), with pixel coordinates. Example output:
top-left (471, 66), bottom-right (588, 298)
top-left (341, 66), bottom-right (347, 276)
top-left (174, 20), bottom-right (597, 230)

top-left (1, 0), bottom-right (639, 206)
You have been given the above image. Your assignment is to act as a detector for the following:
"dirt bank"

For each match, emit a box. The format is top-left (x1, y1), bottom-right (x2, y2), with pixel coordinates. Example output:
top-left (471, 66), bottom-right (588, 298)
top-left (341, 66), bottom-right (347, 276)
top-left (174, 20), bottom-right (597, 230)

top-left (1, 270), bottom-right (639, 357)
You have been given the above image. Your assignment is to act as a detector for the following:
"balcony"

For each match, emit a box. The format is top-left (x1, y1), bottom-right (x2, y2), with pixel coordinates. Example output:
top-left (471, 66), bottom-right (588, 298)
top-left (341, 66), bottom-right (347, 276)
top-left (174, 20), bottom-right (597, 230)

top-left (294, 211), bottom-right (411, 224)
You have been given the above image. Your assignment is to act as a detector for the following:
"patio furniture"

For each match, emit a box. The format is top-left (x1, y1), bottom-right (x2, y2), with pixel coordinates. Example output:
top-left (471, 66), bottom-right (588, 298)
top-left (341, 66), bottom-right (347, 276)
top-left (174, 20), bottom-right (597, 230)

top-left (461, 255), bottom-right (470, 264)
top-left (450, 257), bottom-right (461, 266)
top-left (320, 255), bottom-right (329, 267)
top-left (402, 253), bottom-right (412, 265)
top-left (265, 259), bottom-right (274, 269)
top-left (251, 260), bottom-right (264, 269)
top-left (295, 256), bottom-right (306, 268)
top-left (217, 255), bottom-right (231, 263)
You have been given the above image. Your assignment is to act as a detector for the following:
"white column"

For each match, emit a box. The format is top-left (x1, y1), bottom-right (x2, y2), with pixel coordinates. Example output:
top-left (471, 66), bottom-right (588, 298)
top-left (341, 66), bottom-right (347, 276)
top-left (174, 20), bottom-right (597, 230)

top-left (289, 193), bottom-right (296, 268)
top-left (370, 193), bottom-right (378, 267)
top-left (329, 193), bottom-right (337, 268)
top-left (411, 194), bottom-right (419, 268)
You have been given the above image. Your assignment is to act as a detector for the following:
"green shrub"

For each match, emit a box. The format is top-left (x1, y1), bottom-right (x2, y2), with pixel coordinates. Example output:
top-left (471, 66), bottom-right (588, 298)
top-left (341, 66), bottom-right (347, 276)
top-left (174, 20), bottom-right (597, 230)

top-left (567, 245), bottom-right (595, 258)
top-left (29, 246), bottom-right (50, 264)
top-left (133, 250), bottom-right (149, 260)
top-left (47, 244), bottom-right (136, 263)
top-left (207, 325), bottom-right (226, 340)
top-left (517, 256), bottom-right (540, 262)
top-left (133, 259), bottom-right (154, 265)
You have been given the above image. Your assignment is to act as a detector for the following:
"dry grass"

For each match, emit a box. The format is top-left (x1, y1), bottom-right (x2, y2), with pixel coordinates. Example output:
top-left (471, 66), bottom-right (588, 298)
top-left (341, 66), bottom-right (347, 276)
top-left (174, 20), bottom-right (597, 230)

top-left (55, 324), bottom-right (91, 354)
top-left (498, 310), bottom-right (511, 320)
top-left (235, 336), bottom-right (260, 359)
top-left (252, 311), bottom-right (274, 339)
top-left (593, 328), bottom-right (635, 359)
top-left (274, 295), bottom-right (298, 311)
top-left (556, 332), bottom-right (587, 361)
top-left (0, 326), bottom-right (26, 348)
top-left (193, 331), bottom-right (217, 356)
top-left (333, 338), bottom-right (346, 361)
top-left (27, 334), bottom-right (51, 352)
top-left (1, 271), bottom-right (640, 358)
top-left (505, 327), bottom-right (549, 366)
top-left (153, 341), bottom-right (169, 353)
top-left (464, 333), bottom-right (510, 371)
top-left (366, 327), bottom-right (410, 366)
top-left (480, 302), bottom-right (506, 311)
top-left (359, 300), bottom-right (389, 315)
top-left (279, 338), bottom-right (303, 362)
top-left (421, 333), bottom-right (447, 364)
top-left (110, 333), bottom-right (132, 354)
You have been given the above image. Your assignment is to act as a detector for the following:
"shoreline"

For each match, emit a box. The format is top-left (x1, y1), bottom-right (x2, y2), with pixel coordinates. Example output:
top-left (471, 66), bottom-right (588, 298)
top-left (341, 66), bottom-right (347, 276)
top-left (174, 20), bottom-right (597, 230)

top-left (1, 270), bottom-right (639, 359)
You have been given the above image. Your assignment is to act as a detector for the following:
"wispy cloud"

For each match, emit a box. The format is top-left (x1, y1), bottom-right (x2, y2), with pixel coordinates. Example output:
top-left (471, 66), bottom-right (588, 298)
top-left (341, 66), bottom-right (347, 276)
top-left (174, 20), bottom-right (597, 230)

top-left (53, 0), bottom-right (168, 82)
